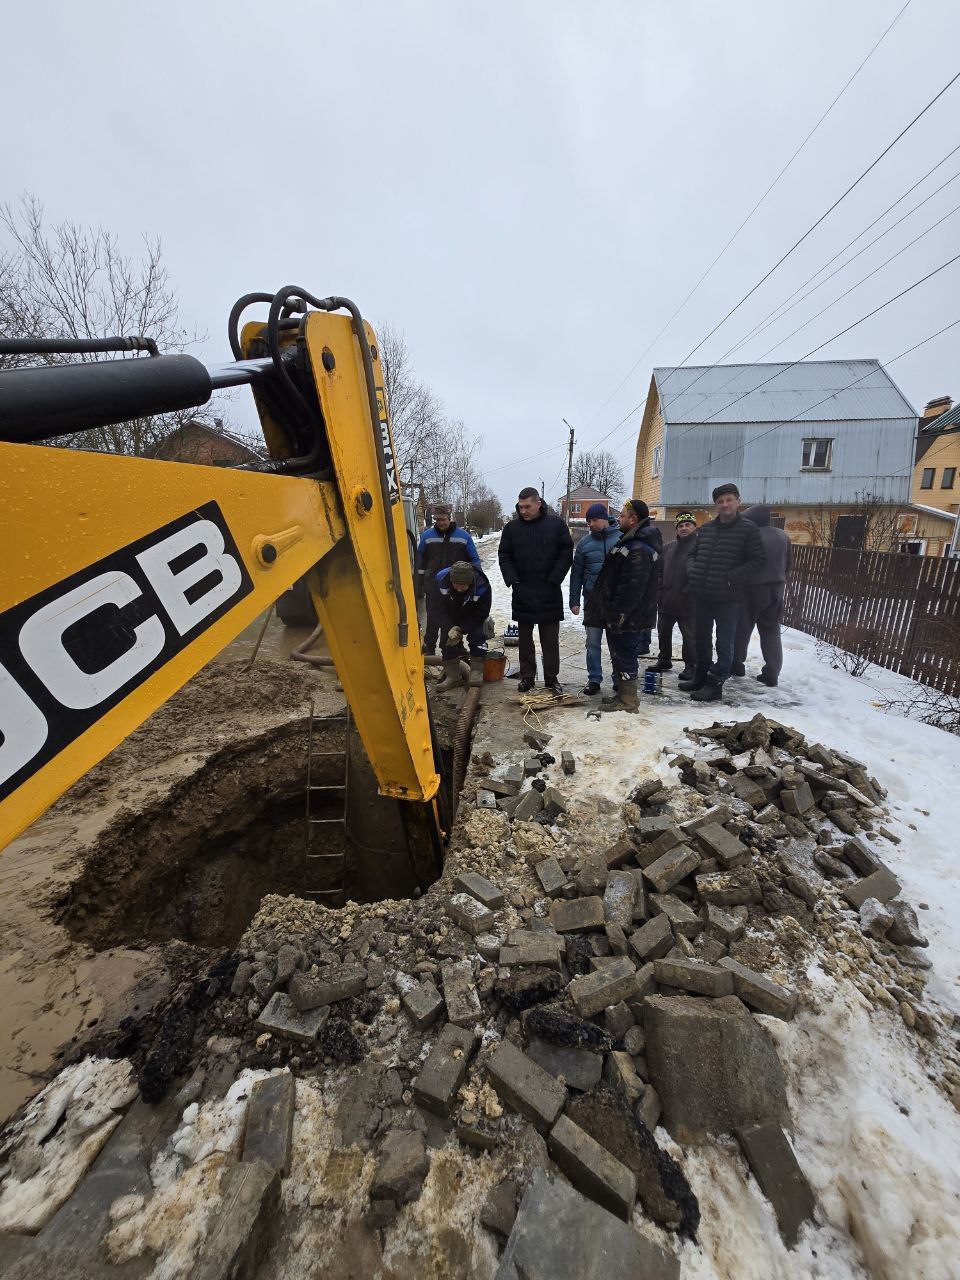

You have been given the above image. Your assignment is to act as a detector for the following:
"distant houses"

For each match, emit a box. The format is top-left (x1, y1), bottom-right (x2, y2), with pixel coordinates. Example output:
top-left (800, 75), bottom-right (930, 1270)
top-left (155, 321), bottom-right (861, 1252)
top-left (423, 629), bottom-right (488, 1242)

top-left (557, 485), bottom-right (612, 521)
top-left (902, 396), bottom-right (960, 555)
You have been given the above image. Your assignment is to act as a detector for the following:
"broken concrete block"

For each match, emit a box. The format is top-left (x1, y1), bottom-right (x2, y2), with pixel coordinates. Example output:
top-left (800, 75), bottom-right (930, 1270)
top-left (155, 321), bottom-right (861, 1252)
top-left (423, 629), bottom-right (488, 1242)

top-left (680, 804), bottom-right (734, 835)
top-left (499, 933), bottom-right (564, 969)
top-left (541, 787), bottom-right (568, 820)
top-left (625, 963), bottom-right (657, 1018)
top-left (550, 895), bottom-right (605, 933)
top-left (635, 827), bottom-right (685, 868)
top-left (548, 1115), bottom-right (637, 1220)
top-left (842, 867), bottom-right (901, 910)
top-left (481, 1178), bottom-right (519, 1240)
top-left (454, 871), bottom-right (505, 910)
top-left (486, 775), bottom-right (522, 798)
top-left (497, 1169), bottom-right (679, 1280)
top-left (642, 845), bottom-right (701, 894)
top-left (568, 956), bottom-right (638, 1018)
top-left (858, 897), bottom-right (894, 939)
top-left (602, 836), bottom-right (637, 871)
top-left (231, 960), bottom-right (254, 997)
top-left (605, 921), bottom-right (629, 956)
top-left (575, 857), bottom-right (608, 896)
top-left (395, 974), bottom-right (444, 1030)
top-left (635, 813), bottom-right (683, 836)
top-left (486, 1040), bottom-right (566, 1131)
top-left (737, 1122), bottom-right (816, 1246)
top-left (441, 959), bottom-right (483, 1027)
top-left (717, 957), bottom-right (798, 1020)
top-left (288, 965), bottom-right (366, 1011)
top-left (603, 1050), bottom-right (645, 1104)
top-left (603, 871), bottom-right (636, 931)
top-left (524, 755), bottom-right (542, 776)
top-left (255, 992), bottom-right (329, 1044)
top-left (639, 1084), bottom-right (662, 1132)
top-left (526, 1037), bottom-right (603, 1091)
top-left (369, 1129), bottom-right (429, 1212)
top-left (536, 857), bottom-right (567, 898)
top-left (513, 789), bottom-right (545, 821)
top-left (695, 867), bottom-right (762, 906)
top-left (413, 1023), bottom-right (476, 1115)
top-left (649, 893), bottom-right (702, 939)
top-left (242, 1071), bottom-right (295, 1176)
top-left (779, 781), bottom-right (815, 816)
top-left (702, 902), bottom-right (745, 945)
top-left (603, 1000), bottom-right (634, 1041)
top-left (561, 751), bottom-right (576, 776)
top-left (693, 822), bottom-right (749, 870)
top-left (629, 913), bottom-right (674, 962)
top-left (727, 773), bottom-right (767, 807)
top-left (654, 957), bottom-right (734, 998)
top-left (887, 899), bottom-right (928, 947)
top-left (644, 995), bottom-right (790, 1142)
top-left (841, 835), bottom-right (885, 876)
top-left (784, 873), bottom-right (821, 909)
top-left (524, 730), bottom-right (552, 751)
top-left (475, 932), bottom-right (503, 962)
top-left (192, 1160), bottom-right (280, 1280)
top-left (447, 892), bottom-right (495, 935)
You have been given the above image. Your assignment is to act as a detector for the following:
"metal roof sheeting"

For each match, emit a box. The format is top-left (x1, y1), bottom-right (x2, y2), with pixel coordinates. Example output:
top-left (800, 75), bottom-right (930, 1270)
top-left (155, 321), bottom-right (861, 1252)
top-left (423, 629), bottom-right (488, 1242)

top-left (654, 359), bottom-right (917, 425)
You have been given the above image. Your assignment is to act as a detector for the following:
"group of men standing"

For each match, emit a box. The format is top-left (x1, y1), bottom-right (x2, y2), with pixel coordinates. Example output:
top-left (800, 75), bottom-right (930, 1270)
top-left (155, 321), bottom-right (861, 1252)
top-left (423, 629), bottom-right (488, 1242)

top-left (415, 481), bottom-right (791, 710)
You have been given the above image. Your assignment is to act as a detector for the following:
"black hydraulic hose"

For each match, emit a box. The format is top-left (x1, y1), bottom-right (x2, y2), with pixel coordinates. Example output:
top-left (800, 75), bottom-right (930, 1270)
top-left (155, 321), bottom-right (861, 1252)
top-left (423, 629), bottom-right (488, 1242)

top-left (0, 335), bottom-right (159, 357)
top-left (227, 292), bottom-right (275, 360)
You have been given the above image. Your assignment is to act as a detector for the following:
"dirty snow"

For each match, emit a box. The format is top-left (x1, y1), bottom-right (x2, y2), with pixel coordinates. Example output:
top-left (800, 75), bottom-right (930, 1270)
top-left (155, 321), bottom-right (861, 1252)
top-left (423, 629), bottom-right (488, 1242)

top-left (480, 531), bottom-right (960, 1279)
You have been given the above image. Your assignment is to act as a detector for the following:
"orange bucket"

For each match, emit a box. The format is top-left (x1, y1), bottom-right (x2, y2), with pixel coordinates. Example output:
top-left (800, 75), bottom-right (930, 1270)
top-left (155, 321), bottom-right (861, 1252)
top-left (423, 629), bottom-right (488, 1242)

top-left (483, 650), bottom-right (508, 682)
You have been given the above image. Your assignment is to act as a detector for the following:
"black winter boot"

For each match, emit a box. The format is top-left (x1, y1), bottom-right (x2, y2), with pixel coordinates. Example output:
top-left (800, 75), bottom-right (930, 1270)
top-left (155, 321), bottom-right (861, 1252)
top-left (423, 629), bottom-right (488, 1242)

top-left (757, 671), bottom-right (778, 687)
top-left (517, 676), bottom-right (535, 693)
top-left (690, 676), bottom-right (723, 702)
top-left (581, 681), bottom-right (601, 696)
top-left (678, 668), bottom-right (707, 691)
top-left (646, 657), bottom-right (673, 673)
top-left (729, 663), bottom-right (746, 677)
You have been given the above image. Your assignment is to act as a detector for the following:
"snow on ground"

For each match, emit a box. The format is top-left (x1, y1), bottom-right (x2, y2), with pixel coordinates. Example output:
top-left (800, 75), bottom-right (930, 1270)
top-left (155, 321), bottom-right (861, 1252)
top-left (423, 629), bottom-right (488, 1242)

top-left (480, 532), bottom-right (960, 1279)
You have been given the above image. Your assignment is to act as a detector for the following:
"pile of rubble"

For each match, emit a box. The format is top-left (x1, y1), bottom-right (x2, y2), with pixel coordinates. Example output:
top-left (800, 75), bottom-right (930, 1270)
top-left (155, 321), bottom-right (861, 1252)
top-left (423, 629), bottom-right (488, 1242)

top-left (4, 712), bottom-right (958, 1278)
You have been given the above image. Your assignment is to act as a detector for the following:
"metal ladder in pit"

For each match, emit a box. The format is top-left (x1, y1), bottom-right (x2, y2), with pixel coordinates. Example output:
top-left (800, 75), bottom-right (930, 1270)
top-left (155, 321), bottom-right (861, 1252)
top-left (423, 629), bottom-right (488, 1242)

top-left (303, 703), bottom-right (350, 902)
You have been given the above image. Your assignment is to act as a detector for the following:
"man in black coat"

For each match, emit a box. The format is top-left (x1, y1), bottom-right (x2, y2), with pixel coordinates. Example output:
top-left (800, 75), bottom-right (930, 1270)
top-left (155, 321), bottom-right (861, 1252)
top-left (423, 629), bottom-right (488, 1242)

top-left (731, 504), bottom-right (793, 687)
top-left (498, 486), bottom-right (574, 695)
top-left (680, 482), bottom-right (765, 703)
top-left (647, 511), bottom-right (698, 679)
top-left (585, 499), bottom-right (661, 713)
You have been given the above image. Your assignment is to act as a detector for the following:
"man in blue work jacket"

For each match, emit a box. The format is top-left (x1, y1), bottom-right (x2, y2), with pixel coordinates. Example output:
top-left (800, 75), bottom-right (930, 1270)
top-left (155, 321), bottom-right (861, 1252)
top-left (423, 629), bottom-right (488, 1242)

top-left (569, 502), bottom-right (620, 695)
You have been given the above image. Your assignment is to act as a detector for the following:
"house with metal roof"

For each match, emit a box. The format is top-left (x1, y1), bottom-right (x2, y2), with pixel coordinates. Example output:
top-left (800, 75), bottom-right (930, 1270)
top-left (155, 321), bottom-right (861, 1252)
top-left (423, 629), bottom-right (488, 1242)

top-left (631, 358), bottom-right (918, 545)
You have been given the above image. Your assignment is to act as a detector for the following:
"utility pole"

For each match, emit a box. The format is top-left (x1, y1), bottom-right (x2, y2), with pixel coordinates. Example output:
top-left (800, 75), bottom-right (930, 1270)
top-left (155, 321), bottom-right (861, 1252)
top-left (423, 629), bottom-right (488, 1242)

top-left (539, 477), bottom-right (546, 501)
top-left (562, 418), bottom-right (575, 524)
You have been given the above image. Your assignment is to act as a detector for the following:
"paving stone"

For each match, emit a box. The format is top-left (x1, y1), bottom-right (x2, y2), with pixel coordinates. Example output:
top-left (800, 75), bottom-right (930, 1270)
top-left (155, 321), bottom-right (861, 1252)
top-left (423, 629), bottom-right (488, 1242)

top-left (288, 965), bottom-right (366, 1011)
top-left (524, 754), bottom-right (543, 776)
top-left (369, 1129), bottom-right (430, 1210)
top-left (603, 1000), bottom-right (635, 1041)
top-left (242, 1070), bottom-right (295, 1175)
top-left (548, 1115), bottom-right (637, 1220)
top-left (536, 856), bottom-right (567, 898)
top-left (486, 774), bottom-right (523, 797)
top-left (481, 1178), bottom-right (520, 1239)
top-left (644, 995), bottom-right (790, 1142)
top-left (623, 1025), bottom-right (645, 1057)
top-left (486, 1040), bottom-right (566, 1131)
top-left (638, 1084), bottom-right (662, 1132)
top-left (189, 1161), bottom-right (280, 1280)
top-left (780, 781), bottom-right (815, 816)
top-left (842, 866), bottom-right (901, 910)
top-left (605, 921), bottom-right (629, 955)
top-left (499, 933), bottom-right (564, 969)
top-left (550, 895), bottom-right (605, 933)
top-left (256, 992), bottom-right (329, 1043)
top-left (737, 1121), bottom-right (816, 1246)
top-left (568, 956), bottom-right (639, 1017)
top-left (603, 1050), bottom-right (645, 1103)
top-left (602, 836), bottom-right (637, 870)
top-left (524, 730), bottom-right (552, 751)
top-left (653, 956), bottom-right (734, 997)
top-left (642, 845), bottom-right (701, 894)
top-left (636, 814), bottom-right (683, 836)
top-left (395, 974), bottom-right (444, 1029)
top-left (514, 789), bottom-right (545, 821)
top-left (439, 958), bottom-right (483, 1027)
top-left (629, 912), bottom-right (674, 962)
top-left (715, 957), bottom-right (797, 1019)
top-left (624, 962), bottom-right (657, 1018)
top-left (541, 787), bottom-right (568, 820)
top-left (475, 932), bottom-right (503, 961)
top-left (649, 893), bottom-right (702, 939)
top-left (476, 789), bottom-right (498, 810)
top-left (680, 804), bottom-right (734, 835)
top-left (497, 1169), bottom-right (679, 1280)
top-left (413, 1023), bottom-right (477, 1115)
top-left (453, 870), bottom-right (506, 909)
top-left (447, 892), bottom-right (495, 935)
top-left (887, 899), bottom-right (929, 947)
top-left (693, 821), bottom-right (749, 870)
top-left (695, 867), bottom-right (762, 906)
top-left (635, 826), bottom-right (685, 868)
top-left (841, 835), bottom-right (885, 876)
top-left (526, 1036), bottom-right (603, 1091)
top-left (727, 773), bottom-right (767, 807)
top-left (561, 751), bottom-right (576, 776)
top-left (603, 871), bottom-right (636, 930)
top-left (628, 869), bottom-right (649, 920)
top-left (858, 896), bottom-right (894, 939)
top-left (575, 856), bottom-right (608, 895)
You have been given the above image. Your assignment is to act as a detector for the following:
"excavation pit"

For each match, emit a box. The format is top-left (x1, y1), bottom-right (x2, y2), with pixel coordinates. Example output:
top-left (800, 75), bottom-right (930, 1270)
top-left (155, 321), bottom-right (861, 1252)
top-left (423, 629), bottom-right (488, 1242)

top-left (59, 712), bottom-right (455, 952)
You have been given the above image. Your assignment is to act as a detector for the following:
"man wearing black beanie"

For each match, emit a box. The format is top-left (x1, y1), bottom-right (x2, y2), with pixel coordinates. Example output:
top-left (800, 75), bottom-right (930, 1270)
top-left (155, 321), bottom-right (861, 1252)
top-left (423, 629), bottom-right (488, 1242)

top-left (680, 483), bottom-right (765, 703)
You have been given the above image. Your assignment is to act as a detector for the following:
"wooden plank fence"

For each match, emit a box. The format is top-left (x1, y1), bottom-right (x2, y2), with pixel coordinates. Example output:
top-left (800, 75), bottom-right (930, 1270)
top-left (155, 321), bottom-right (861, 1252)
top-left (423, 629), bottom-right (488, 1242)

top-left (783, 544), bottom-right (960, 696)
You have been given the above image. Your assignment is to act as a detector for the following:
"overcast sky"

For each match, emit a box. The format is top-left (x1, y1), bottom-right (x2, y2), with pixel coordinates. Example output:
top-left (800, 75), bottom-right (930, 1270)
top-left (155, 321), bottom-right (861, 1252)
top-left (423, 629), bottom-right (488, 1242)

top-left (2, 0), bottom-right (959, 508)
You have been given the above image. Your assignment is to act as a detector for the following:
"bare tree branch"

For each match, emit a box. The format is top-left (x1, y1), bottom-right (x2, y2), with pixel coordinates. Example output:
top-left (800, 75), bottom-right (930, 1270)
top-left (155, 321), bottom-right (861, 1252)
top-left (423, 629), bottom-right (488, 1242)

top-left (571, 449), bottom-right (626, 502)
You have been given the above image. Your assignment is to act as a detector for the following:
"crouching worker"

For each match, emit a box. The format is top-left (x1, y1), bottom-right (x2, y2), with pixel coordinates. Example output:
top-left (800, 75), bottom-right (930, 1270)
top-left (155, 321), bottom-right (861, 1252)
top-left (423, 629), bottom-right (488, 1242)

top-left (434, 561), bottom-right (492, 691)
top-left (585, 499), bottom-right (660, 713)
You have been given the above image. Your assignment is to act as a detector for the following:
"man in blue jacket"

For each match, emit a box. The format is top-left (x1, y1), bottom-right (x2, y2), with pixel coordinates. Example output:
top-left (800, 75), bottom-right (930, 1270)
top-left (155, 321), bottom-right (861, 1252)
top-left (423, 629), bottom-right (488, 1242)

top-left (570, 502), bottom-right (621, 695)
top-left (416, 504), bottom-right (482, 655)
top-left (433, 562), bottom-right (492, 691)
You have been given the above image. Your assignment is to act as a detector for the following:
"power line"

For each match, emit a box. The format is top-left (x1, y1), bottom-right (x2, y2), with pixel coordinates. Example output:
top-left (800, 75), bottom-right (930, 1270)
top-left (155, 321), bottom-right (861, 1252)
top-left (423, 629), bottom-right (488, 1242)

top-left (578, 0), bottom-right (915, 437)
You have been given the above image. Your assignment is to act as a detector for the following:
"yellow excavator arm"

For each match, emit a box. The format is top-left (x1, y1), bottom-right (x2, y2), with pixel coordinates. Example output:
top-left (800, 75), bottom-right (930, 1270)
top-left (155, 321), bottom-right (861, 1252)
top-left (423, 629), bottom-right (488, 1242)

top-left (0, 291), bottom-right (442, 858)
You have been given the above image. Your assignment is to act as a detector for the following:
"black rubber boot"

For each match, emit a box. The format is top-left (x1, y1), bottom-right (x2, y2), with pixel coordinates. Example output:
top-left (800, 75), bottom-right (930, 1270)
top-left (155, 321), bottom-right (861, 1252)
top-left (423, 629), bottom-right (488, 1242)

top-left (690, 676), bottom-right (723, 702)
top-left (602, 677), bottom-right (639, 713)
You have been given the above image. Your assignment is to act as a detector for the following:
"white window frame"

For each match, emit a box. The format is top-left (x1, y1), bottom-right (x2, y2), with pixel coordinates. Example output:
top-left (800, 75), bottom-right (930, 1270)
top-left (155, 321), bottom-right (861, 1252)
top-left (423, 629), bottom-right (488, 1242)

top-left (570, 502), bottom-right (581, 515)
top-left (801, 438), bottom-right (833, 471)
top-left (652, 444), bottom-right (662, 479)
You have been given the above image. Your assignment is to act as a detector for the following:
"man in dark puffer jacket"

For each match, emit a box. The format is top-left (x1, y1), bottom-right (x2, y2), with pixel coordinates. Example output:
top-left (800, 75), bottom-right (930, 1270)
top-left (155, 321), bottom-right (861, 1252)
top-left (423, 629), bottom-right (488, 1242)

top-left (681, 483), bottom-right (765, 702)
top-left (585, 499), bottom-right (661, 713)
top-left (499, 487), bottom-right (574, 695)
top-left (731, 504), bottom-right (793, 687)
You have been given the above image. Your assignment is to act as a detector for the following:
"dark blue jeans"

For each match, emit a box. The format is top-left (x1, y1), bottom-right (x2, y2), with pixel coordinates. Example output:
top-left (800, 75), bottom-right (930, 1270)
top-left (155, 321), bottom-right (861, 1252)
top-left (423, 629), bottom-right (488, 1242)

top-left (607, 631), bottom-right (645, 681)
top-left (694, 598), bottom-right (740, 683)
